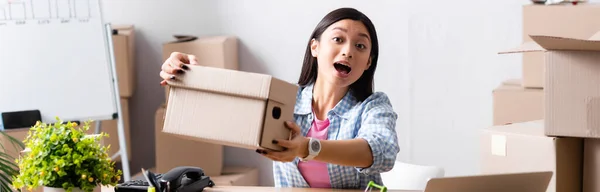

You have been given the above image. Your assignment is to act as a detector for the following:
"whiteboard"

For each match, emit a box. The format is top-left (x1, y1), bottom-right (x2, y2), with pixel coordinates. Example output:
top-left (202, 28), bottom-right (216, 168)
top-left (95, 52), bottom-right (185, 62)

top-left (0, 0), bottom-right (117, 123)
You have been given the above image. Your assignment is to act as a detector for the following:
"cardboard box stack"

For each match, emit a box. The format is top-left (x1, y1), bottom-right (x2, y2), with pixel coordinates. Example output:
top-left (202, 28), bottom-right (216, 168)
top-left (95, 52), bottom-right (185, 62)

top-left (155, 103), bottom-right (223, 176)
top-left (154, 105), bottom-right (259, 186)
top-left (482, 3), bottom-right (600, 192)
top-left (492, 79), bottom-right (543, 125)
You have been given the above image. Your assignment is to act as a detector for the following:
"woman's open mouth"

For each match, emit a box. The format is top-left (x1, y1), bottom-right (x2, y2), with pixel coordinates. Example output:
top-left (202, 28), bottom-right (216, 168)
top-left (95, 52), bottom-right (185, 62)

top-left (334, 62), bottom-right (352, 76)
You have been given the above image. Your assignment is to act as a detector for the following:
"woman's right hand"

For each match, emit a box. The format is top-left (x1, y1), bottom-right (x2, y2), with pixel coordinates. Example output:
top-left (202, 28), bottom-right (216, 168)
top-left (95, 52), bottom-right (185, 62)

top-left (160, 52), bottom-right (199, 86)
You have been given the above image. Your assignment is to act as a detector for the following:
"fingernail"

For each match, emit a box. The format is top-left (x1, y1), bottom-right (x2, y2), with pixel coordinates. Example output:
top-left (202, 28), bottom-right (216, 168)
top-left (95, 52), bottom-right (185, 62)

top-left (177, 70), bottom-right (185, 74)
top-left (170, 75), bottom-right (176, 80)
top-left (181, 65), bottom-right (189, 70)
top-left (272, 140), bottom-right (278, 144)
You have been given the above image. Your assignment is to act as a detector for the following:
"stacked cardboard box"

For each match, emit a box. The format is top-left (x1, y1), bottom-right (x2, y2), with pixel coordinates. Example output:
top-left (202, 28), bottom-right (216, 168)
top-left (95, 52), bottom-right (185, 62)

top-left (155, 104), bottom-right (223, 176)
top-left (492, 79), bottom-right (543, 125)
top-left (483, 3), bottom-right (600, 192)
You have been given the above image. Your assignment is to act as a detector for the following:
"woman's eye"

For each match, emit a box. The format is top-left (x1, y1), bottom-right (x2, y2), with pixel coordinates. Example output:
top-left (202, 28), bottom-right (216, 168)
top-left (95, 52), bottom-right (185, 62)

top-left (333, 37), bottom-right (342, 42)
top-left (356, 44), bottom-right (366, 49)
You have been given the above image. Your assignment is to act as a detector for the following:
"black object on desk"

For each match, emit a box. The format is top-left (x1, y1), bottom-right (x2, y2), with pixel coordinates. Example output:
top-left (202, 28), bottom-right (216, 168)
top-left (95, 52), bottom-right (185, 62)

top-left (115, 166), bottom-right (214, 192)
top-left (1, 110), bottom-right (41, 129)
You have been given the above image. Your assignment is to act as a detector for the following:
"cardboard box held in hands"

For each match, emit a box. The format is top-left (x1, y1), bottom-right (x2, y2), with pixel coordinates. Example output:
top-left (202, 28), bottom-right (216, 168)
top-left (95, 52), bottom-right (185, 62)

top-left (499, 31), bottom-right (600, 138)
top-left (162, 65), bottom-right (299, 151)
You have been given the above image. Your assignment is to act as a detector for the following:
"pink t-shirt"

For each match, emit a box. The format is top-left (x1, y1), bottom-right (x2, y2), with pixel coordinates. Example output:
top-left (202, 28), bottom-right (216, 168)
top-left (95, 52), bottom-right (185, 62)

top-left (298, 116), bottom-right (331, 188)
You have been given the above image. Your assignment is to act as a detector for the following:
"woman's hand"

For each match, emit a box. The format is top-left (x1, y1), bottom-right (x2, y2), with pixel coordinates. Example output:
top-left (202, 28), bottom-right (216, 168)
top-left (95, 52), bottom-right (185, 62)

top-left (257, 121), bottom-right (309, 162)
top-left (159, 52), bottom-right (199, 86)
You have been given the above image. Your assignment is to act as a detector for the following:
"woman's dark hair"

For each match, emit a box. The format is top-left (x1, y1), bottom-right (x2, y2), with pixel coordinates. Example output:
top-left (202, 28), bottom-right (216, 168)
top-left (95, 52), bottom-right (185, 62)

top-left (297, 7), bottom-right (379, 101)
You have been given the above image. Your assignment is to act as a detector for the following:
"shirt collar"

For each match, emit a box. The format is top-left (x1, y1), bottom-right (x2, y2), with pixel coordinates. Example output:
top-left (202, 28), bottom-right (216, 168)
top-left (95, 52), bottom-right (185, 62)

top-left (294, 83), bottom-right (357, 119)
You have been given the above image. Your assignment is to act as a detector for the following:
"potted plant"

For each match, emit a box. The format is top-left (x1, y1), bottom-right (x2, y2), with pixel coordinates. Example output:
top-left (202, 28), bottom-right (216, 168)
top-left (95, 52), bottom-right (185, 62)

top-left (0, 130), bottom-right (26, 192)
top-left (12, 118), bottom-right (122, 192)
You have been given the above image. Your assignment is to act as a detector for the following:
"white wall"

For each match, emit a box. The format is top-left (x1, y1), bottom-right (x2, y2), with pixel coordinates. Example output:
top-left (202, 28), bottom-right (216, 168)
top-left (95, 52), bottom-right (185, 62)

top-left (100, 0), bottom-right (596, 186)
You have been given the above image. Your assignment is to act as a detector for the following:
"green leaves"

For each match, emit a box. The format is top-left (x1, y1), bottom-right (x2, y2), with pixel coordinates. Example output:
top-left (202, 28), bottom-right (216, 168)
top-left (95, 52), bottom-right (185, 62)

top-left (12, 118), bottom-right (122, 192)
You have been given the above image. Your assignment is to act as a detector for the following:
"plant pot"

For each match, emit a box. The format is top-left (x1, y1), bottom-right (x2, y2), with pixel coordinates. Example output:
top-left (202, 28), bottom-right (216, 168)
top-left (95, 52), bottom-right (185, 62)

top-left (44, 186), bottom-right (84, 192)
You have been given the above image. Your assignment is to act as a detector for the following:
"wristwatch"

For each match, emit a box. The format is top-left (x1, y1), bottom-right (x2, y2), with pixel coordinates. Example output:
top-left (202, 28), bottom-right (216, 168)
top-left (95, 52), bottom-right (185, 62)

top-left (301, 137), bottom-right (321, 161)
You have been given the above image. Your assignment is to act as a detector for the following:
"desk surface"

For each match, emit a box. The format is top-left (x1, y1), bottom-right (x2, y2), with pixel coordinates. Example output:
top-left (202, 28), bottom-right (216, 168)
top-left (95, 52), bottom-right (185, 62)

top-left (103, 186), bottom-right (420, 192)
top-left (204, 186), bottom-right (420, 192)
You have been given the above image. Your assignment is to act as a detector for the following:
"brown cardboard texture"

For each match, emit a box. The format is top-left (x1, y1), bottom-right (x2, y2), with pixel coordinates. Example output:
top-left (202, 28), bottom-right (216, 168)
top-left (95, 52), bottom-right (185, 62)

top-left (211, 166), bottom-right (259, 186)
top-left (162, 35), bottom-right (238, 100)
top-left (89, 98), bottom-right (131, 161)
top-left (481, 120), bottom-right (583, 192)
top-left (163, 65), bottom-right (298, 151)
top-left (500, 33), bottom-right (600, 138)
top-left (155, 104), bottom-right (223, 176)
top-left (493, 79), bottom-right (543, 125)
top-left (112, 25), bottom-right (135, 98)
top-left (583, 139), bottom-right (600, 192)
top-left (522, 4), bottom-right (600, 88)
top-left (1, 128), bottom-right (30, 159)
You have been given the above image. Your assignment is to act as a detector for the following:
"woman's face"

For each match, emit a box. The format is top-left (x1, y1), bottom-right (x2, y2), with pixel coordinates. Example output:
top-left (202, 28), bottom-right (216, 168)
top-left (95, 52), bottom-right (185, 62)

top-left (311, 19), bottom-right (372, 89)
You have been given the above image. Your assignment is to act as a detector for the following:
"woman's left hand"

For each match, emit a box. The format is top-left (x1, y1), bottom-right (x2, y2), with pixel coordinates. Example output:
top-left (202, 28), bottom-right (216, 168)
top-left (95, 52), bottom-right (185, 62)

top-left (257, 121), bottom-right (308, 162)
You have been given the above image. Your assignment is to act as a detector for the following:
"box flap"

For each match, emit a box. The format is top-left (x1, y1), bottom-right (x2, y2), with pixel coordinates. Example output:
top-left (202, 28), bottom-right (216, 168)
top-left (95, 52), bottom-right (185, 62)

top-left (499, 34), bottom-right (600, 54)
top-left (163, 35), bottom-right (236, 45)
top-left (498, 41), bottom-right (546, 54)
top-left (112, 25), bottom-right (134, 30)
top-left (166, 35), bottom-right (198, 44)
top-left (166, 65), bottom-right (272, 101)
top-left (502, 79), bottom-right (522, 86)
top-left (486, 120), bottom-right (545, 136)
top-left (529, 35), bottom-right (600, 51)
top-left (494, 79), bottom-right (542, 92)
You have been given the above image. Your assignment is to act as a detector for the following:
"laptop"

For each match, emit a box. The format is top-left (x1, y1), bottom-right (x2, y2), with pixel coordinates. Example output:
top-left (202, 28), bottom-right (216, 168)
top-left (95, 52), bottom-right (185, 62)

top-left (421, 171), bottom-right (553, 192)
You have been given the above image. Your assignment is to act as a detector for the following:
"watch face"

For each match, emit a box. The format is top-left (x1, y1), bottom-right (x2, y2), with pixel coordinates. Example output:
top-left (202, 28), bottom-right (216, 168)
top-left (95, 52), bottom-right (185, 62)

top-left (311, 140), bottom-right (320, 151)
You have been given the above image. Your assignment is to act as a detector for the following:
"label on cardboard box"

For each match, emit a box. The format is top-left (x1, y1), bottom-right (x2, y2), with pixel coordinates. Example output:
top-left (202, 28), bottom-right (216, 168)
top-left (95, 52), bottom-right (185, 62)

top-left (491, 134), bottom-right (507, 156)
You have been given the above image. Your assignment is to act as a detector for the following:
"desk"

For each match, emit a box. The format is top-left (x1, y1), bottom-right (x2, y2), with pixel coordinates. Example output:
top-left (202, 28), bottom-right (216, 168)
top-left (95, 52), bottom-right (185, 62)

top-left (102, 186), bottom-right (420, 192)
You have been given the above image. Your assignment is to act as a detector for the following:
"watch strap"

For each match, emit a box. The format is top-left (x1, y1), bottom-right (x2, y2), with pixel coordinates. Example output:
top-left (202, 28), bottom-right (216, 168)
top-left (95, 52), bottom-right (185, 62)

top-left (301, 138), bottom-right (318, 161)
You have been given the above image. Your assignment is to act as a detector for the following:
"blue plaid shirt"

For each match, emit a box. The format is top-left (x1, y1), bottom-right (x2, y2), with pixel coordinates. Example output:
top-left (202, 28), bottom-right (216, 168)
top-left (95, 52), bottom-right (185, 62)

top-left (273, 83), bottom-right (400, 189)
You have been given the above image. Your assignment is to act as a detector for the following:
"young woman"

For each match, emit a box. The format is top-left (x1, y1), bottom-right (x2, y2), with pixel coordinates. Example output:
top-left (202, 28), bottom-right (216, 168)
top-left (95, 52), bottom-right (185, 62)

top-left (159, 7), bottom-right (399, 189)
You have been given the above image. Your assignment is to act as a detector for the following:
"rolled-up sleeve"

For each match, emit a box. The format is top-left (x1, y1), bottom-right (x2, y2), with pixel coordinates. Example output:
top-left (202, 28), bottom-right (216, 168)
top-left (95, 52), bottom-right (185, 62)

top-left (355, 92), bottom-right (400, 175)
